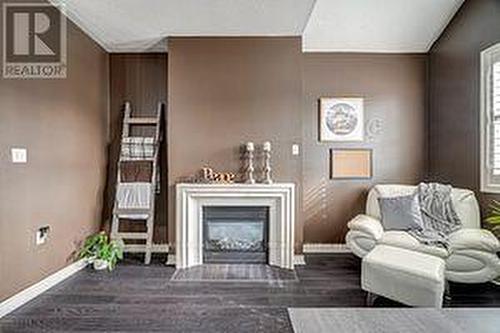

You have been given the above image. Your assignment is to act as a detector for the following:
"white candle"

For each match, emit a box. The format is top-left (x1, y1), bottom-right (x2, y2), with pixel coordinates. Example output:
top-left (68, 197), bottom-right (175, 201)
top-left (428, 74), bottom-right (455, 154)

top-left (263, 141), bottom-right (271, 151)
top-left (246, 142), bottom-right (254, 151)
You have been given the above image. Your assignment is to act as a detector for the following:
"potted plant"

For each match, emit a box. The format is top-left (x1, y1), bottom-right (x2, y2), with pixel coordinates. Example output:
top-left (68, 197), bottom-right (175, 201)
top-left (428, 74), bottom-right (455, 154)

top-left (485, 200), bottom-right (500, 284)
top-left (486, 200), bottom-right (500, 235)
top-left (78, 231), bottom-right (124, 271)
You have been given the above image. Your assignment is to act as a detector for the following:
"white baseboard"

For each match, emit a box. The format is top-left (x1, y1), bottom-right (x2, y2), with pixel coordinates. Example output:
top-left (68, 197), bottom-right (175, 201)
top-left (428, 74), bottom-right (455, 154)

top-left (303, 243), bottom-right (351, 254)
top-left (0, 259), bottom-right (87, 318)
top-left (293, 255), bottom-right (306, 265)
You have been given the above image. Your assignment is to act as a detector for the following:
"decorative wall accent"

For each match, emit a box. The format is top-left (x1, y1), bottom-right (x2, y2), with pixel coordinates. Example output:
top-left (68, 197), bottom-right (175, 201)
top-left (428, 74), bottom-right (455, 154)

top-left (198, 167), bottom-right (235, 183)
top-left (330, 148), bottom-right (372, 179)
top-left (366, 117), bottom-right (383, 142)
top-left (319, 97), bottom-right (364, 142)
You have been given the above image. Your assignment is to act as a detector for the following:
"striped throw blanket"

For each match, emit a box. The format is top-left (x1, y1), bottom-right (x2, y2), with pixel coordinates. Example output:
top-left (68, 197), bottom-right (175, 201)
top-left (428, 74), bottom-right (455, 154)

top-left (408, 183), bottom-right (462, 248)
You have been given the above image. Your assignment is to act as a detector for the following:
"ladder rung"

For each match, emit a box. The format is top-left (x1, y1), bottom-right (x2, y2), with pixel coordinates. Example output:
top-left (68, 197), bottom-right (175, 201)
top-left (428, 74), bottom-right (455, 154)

top-left (115, 208), bottom-right (151, 216)
top-left (123, 244), bottom-right (147, 253)
top-left (124, 244), bottom-right (169, 253)
top-left (127, 117), bottom-right (158, 125)
top-left (117, 215), bottom-right (150, 220)
top-left (114, 232), bottom-right (148, 239)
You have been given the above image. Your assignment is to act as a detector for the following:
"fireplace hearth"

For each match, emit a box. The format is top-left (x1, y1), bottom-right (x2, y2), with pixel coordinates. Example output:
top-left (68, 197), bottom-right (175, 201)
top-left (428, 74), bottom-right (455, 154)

top-left (203, 206), bottom-right (269, 264)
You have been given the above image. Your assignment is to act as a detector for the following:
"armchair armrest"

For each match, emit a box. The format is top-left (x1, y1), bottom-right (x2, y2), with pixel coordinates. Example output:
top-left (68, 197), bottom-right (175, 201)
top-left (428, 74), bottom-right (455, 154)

top-left (448, 228), bottom-right (500, 253)
top-left (347, 214), bottom-right (384, 240)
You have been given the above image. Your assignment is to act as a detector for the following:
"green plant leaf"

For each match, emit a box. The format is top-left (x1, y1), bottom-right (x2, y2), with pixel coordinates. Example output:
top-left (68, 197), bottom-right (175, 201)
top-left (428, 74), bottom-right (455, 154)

top-left (485, 200), bottom-right (500, 228)
top-left (486, 216), bottom-right (500, 224)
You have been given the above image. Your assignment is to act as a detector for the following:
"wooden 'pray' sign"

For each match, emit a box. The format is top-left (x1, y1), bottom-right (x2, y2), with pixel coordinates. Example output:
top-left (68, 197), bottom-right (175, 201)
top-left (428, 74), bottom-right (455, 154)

top-left (200, 167), bottom-right (236, 183)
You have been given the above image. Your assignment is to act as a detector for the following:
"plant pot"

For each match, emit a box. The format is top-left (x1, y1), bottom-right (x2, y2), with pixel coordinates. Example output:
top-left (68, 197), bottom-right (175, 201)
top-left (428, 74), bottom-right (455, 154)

top-left (93, 259), bottom-right (108, 270)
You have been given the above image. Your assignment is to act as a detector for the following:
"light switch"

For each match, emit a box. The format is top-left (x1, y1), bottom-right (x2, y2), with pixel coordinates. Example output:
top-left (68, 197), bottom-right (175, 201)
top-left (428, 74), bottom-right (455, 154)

top-left (292, 144), bottom-right (300, 156)
top-left (11, 148), bottom-right (27, 163)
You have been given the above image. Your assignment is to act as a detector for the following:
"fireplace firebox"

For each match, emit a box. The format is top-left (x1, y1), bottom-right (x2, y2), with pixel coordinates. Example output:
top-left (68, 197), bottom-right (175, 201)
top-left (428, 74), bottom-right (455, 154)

top-left (203, 206), bottom-right (269, 264)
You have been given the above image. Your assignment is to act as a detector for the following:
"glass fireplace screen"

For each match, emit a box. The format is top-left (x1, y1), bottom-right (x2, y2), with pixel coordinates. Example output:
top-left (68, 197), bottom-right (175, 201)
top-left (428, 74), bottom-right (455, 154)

top-left (203, 206), bottom-right (269, 264)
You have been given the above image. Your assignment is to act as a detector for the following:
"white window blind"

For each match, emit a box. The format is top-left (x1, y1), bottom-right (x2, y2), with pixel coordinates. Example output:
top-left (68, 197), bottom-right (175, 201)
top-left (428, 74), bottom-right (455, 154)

top-left (481, 43), bottom-right (500, 193)
top-left (492, 62), bottom-right (500, 175)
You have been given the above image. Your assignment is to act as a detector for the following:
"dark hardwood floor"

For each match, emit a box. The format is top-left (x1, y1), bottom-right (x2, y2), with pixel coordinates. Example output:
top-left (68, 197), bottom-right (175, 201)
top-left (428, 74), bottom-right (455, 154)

top-left (2, 254), bottom-right (500, 332)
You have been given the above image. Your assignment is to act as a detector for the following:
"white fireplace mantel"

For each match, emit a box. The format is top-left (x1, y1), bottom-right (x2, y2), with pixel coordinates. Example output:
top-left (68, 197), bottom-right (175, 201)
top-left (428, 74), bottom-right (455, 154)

top-left (175, 183), bottom-right (295, 270)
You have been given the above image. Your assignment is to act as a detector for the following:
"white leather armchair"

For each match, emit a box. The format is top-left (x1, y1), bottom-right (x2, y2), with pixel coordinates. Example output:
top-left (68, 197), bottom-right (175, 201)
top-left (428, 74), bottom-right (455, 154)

top-left (346, 184), bottom-right (500, 283)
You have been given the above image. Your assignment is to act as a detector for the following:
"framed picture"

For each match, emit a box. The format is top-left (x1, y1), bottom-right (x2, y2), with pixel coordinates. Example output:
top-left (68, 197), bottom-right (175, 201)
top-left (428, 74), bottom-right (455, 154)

top-left (330, 148), bottom-right (372, 179)
top-left (319, 97), bottom-right (364, 142)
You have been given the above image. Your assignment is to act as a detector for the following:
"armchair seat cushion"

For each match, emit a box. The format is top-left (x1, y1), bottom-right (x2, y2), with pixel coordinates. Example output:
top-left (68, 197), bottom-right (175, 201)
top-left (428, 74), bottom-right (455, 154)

top-left (379, 231), bottom-right (449, 258)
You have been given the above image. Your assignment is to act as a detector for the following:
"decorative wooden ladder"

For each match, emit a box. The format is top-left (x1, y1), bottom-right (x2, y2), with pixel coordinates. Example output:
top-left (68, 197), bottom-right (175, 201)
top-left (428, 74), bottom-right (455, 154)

top-left (111, 101), bottom-right (165, 264)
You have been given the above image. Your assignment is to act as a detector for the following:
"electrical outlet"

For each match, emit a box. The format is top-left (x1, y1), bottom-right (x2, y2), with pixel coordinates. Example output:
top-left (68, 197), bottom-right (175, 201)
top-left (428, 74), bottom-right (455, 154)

top-left (36, 226), bottom-right (50, 245)
top-left (11, 148), bottom-right (27, 163)
top-left (292, 144), bottom-right (300, 156)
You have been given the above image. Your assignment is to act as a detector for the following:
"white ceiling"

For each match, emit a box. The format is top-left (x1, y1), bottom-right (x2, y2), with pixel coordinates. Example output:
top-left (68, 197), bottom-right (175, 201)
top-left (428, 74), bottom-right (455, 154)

top-left (50, 0), bottom-right (316, 52)
top-left (303, 0), bottom-right (465, 53)
top-left (50, 0), bottom-right (465, 53)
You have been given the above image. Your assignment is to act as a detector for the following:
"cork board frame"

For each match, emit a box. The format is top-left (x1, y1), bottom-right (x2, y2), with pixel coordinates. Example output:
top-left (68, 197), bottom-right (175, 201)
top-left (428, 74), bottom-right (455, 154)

top-left (330, 148), bottom-right (372, 179)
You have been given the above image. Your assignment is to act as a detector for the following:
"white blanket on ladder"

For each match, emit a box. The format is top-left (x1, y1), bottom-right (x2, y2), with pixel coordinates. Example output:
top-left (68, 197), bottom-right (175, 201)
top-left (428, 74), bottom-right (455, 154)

top-left (116, 183), bottom-right (151, 219)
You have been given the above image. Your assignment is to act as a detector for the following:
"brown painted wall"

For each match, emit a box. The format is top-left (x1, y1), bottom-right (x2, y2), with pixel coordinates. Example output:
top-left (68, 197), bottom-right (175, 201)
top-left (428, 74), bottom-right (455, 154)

top-left (0, 8), bottom-right (109, 300)
top-left (428, 0), bottom-right (500, 215)
top-left (167, 38), bottom-right (427, 247)
top-left (302, 53), bottom-right (428, 243)
top-left (104, 54), bottom-right (168, 243)
top-left (167, 37), bottom-right (303, 251)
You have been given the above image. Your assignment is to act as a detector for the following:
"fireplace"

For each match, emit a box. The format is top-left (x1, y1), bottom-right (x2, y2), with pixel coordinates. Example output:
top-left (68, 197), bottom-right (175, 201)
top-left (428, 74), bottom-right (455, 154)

top-left (203, 206), bottom-right (269, 264)
top-left (175, 183), bottom-right (295, 269)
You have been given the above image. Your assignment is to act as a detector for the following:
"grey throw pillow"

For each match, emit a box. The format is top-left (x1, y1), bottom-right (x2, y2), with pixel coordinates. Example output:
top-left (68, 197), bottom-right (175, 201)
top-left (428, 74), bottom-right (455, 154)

top-left (378, 192), bottom-right (424, 231)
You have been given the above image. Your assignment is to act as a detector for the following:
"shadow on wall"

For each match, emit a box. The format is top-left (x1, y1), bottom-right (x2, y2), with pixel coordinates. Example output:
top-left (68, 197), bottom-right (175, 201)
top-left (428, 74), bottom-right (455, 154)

top-left (303, 178), bottom-right (329, 227)
top-left (304, 182), bottom-right (369, 244)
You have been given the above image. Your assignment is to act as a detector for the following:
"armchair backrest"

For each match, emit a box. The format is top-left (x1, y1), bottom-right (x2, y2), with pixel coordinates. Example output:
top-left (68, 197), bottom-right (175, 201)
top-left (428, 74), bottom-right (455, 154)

top-left (366, 184), bottom-right (480, 229)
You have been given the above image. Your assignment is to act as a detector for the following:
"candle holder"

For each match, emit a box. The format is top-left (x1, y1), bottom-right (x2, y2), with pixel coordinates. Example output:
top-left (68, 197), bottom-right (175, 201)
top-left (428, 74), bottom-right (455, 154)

top-left (245, 142), bottom-right (256, 184)
top-left (262, 141), bottom-right (273, 184)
